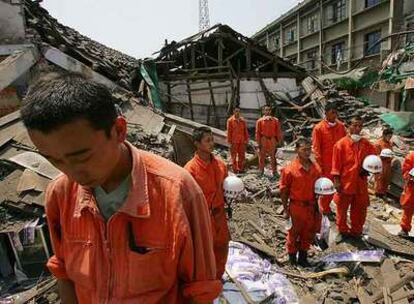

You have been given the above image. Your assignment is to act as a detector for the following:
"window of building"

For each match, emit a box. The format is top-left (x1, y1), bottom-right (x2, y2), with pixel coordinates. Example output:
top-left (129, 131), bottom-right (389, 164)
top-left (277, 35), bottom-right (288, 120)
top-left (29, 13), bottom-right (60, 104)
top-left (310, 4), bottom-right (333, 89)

top-left (284, 26), bottom-right (297, 44)
top-left (305, 13), bottom-right (319, 35)
top-left (331, 42), bottom-right (345, 65)
top-left (268, 34), bottom-right (280, 51)
top-left (365, 0), bottom-right (380, 8)
top-left (306, 49), bottom-right (318, 70)
top-left (365, 31), bottom-right (381, 56)
top-left (326, 0), bottom-right (347, 25)
top-left (407, 22), bottom-right (414, 43)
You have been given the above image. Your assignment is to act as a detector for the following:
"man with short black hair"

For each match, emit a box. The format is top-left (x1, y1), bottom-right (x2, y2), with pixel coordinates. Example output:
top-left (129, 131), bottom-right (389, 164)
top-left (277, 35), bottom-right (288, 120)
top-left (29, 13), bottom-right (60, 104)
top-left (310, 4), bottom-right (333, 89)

top-left (374, 127), bottom-right (394, 198)
top-left (255, 105), bottom-right (283, 177)
top-left (331, 115), bottom-right (376, 243)
top-left (21, 73), bottom-right (221, 303)
top-left (227, 107), bottom-right (249, 173)
top-left (185, 127), bottom-right (230, 280)
top-left (312, 103), bottom-right (346, 220)
top-left (280, 138), bottom-right (321, 267)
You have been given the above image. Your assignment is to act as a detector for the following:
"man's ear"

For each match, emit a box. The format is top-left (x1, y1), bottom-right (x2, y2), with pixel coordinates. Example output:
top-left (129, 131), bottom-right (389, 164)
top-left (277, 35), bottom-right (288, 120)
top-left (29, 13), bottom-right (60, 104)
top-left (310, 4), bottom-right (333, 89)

top-left (113, 116), bottom-right (127, 142)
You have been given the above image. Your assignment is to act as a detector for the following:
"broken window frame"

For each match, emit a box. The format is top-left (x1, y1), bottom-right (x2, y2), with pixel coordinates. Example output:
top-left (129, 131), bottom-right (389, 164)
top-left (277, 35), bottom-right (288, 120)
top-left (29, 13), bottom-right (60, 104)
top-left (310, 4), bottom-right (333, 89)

top-left (326, 0), bottom-right (347, 25)
top-left (365, 30), bottom-right (382, 56)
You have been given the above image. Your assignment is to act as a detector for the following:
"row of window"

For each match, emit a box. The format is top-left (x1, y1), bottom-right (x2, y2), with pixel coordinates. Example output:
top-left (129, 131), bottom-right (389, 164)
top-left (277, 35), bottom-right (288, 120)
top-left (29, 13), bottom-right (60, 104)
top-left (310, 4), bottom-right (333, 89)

top-left (283, 29), bottom-right (382, 71)
top-left (264, 0), bottom-right (383, 49)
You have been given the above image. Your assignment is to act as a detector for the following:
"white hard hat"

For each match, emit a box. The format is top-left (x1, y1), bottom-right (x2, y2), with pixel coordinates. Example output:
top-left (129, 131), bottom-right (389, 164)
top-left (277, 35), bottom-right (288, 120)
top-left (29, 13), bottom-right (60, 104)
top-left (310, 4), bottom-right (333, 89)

top-left (409, 168), bottom-right (414, 177)
top-left (380, 148), bottom-right (394, 158)
top-left (314, 177), bottom-right (336, 196)
top-left (223, 176), bottom-right (245, 200)
top-left (362, 155), bottom-right (383, 173)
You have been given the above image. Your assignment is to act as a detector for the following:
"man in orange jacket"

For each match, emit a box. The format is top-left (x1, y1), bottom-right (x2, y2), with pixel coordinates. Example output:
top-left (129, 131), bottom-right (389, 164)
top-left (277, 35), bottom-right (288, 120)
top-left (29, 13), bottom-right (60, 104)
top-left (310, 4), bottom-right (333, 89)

top-left (399, 151), bottom-right (414, 237)
top-left (20, 73), bottom-right (221, 303)
top-left (312, 103), bottom-right (346, 220)
top-left (375, 127), bottom-right (394, 198)
top-left (331, 115), bottom-right (377, 242)
top-left (185, 127), bottom-right (230, 280)
top-left (256, 105), bottom-right (283, 176)
top-left (280, 138), bottom-right (321, 267)
top-left (227, 107), bottom-right (249, 173)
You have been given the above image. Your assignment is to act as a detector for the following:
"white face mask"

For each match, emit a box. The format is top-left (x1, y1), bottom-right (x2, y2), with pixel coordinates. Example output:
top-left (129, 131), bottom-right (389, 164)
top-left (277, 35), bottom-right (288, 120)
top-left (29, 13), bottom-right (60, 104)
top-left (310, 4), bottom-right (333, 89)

top-left (350, 134), bottom-right (361, 142)
top-left (328, 121), bottom-right (337, 127)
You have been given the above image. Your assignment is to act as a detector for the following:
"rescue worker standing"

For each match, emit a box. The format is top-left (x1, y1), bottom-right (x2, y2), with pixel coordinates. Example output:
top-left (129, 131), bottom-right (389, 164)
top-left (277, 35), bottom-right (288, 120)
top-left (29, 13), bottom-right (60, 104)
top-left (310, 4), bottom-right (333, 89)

top-left (374, 128), bottom-right (394, 198)
top-left (399, 151), bottom-right (414, 237)
top-left (227, 107), bottom-right (249, 173)
top-left (185, 127), bottom-right (230, 279)
top-left (312, 103), bottom-right (346, 220)
top-left (280, 138), bottom-right (321, 267)
top-left (255, 105), bottom-right (283, 177)
top-left (331, 116), bottom-right (376, 242)
top-left (20, 73), bottom-right (221, 303)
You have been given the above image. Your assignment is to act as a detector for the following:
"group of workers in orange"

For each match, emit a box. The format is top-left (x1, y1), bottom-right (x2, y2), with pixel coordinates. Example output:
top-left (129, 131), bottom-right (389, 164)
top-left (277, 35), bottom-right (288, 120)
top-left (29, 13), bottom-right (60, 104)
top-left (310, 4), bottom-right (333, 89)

top-left (227, 102), bottom-right (413, 266)
top-left (20, 72), bottom-right (413, 303)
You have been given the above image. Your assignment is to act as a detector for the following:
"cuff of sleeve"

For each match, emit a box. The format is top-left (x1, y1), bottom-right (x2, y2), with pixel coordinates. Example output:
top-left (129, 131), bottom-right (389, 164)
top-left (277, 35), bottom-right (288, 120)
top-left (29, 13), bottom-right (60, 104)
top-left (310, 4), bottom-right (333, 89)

top-left (47, 255), bottom-right (69, 279)
top-left (183, 279), bottom-right (222, 302)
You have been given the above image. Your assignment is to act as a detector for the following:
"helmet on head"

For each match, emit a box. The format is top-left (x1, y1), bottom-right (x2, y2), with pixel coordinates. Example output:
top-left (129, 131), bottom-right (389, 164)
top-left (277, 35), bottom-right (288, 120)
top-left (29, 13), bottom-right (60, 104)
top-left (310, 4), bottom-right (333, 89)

top-left (362, 155), bottom-right (382, 173)
top-left (223, 176), bottom-right (244, 201)
top-left (314, 177), bottom-right (336, 196)
top-left (380, 148), bottom-right (394, 158)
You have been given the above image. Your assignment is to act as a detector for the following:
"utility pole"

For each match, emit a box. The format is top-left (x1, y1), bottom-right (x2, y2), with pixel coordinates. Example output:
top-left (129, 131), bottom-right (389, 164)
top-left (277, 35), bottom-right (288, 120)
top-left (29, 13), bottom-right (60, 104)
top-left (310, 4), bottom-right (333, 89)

top-left (199, 0), bottom-right (210, 31)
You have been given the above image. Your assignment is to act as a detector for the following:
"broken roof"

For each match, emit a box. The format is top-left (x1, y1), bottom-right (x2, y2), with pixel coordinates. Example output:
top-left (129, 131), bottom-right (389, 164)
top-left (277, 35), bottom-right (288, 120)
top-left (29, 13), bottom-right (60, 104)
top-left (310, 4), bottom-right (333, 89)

top-left (156, 24), bottom-right (305, 80)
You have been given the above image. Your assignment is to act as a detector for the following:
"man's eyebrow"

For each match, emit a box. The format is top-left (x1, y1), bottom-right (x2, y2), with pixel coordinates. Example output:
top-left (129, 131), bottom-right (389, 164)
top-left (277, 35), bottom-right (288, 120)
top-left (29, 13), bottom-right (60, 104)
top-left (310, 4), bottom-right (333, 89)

top-left (65, 148), bottom-right (91, 157)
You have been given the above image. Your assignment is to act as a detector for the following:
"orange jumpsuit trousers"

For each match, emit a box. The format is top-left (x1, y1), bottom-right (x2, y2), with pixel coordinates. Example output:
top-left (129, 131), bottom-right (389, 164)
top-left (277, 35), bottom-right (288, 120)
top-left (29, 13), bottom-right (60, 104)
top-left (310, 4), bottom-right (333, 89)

top-left (227, 115), bottom-right (249, 173)
top-left (400, 152), bottom-right (414, 232)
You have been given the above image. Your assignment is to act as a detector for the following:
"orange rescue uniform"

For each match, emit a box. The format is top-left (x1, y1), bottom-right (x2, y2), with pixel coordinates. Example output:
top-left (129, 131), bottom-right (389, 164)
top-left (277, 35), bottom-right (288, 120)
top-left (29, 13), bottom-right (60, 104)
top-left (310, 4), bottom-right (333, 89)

top-left (227, 115), bottom-right (249, 173)
top-left (255, 116), bottom-right (282, 174)
top-left (312, 119), bottom-right (347, 214)
top-left (280, 159), bottom-right (321, 254)
top-left (45, 142), bottom-right (221, 304)
top-left (400, 152), bottom-right (414, 232)
top-left (331, 136), bottom-right (376, 236)
top-left (185, 154), bottom-right (230, 280)
top-left (374, 139), bottom-right (393, 195)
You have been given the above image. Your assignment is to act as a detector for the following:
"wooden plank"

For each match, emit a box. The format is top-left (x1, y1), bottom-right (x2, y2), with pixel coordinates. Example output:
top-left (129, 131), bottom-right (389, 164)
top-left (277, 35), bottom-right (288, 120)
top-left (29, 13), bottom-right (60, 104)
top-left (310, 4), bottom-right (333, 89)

top-left (381, 260), bottom-right (409, 304)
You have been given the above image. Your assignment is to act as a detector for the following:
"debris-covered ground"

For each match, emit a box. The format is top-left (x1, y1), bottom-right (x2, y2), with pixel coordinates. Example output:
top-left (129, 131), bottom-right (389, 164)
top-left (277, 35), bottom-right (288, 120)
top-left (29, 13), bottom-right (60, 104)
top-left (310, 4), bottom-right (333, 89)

top-left (215, 150), bottom-right (414, 303)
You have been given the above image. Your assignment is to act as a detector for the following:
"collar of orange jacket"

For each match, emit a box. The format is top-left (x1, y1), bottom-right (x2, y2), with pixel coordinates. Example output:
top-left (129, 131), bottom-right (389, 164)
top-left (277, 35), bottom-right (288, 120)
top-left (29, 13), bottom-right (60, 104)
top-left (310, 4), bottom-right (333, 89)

top-left (73, 141), bottom-right (150, 219)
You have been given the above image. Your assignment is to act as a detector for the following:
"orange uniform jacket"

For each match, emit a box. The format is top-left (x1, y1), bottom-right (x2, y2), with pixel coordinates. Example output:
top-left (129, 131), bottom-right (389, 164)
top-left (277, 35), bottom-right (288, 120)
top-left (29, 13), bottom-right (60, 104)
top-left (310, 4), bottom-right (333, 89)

top-left (401, 152), bottom-right (414, 207)
top-left (375, 139), bottom-right (393, 194)
top-left (185, 154), bottom-right (230, 279)
top-left (280, 159), bottom-right (321, 253)
top-left (331, 136), bottom-right (377, 196)
top-left (400, 152), bottom-right (414, 232)
top-left (227, 115), bottom-right (249, 144)
top-left (312, 120), bottom-right (347, 175)
top-left (255, 116), bottom-right (282, 145)
top-left (46, 143), bottom-right (221, 304)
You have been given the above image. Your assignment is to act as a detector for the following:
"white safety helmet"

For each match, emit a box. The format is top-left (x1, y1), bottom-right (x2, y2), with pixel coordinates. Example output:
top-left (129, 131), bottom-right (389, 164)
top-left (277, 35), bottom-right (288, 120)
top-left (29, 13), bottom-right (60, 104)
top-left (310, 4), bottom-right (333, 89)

top-left (223, 176), bottom-right (245, 200)
top-left (362, 155), bottom-right (383, 174)
top-left (409, 168), bottom-right (414, 178)
top-left (380, 148), bottom-right (394, 158)
top-left (314, 177), bottom-right (336, 196)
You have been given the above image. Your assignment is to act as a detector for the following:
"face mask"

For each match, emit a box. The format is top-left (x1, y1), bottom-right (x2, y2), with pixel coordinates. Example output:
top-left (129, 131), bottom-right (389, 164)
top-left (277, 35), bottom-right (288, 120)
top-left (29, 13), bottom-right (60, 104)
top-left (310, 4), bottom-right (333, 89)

top-left (351, 134), bottom-right (361, 142)
top-left (328, 121), bottom-right (337, 127)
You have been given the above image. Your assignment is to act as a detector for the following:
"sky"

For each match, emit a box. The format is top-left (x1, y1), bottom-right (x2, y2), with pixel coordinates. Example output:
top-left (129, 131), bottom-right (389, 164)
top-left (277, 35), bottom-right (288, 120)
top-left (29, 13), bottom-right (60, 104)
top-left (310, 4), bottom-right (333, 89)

top-left (41, 0), bottom-right (301, 59)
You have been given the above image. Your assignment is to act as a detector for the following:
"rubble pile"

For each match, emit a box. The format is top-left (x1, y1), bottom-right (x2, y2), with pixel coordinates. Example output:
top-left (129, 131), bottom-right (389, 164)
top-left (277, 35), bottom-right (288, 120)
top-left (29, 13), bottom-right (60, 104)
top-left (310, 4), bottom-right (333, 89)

top-left (223, 185), bottom-right (414, 303)
top-left (23, 0), bottom-right (140, 91)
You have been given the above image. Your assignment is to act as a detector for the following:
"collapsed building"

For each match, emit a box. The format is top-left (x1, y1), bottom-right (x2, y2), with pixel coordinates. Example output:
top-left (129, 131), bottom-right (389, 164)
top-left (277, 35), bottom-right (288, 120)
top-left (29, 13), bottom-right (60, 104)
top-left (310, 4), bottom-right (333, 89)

top-left (0, 0), bottom-right (414, 303)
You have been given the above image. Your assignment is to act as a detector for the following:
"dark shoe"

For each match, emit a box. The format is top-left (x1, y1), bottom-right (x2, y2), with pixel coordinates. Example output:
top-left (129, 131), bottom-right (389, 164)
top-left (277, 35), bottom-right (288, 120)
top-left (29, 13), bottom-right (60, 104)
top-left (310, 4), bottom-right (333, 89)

top-left (324, 211), bottom-right (336, 222)
top-left (298, 251), bottom-right (311, 267)
top-left (335, 233), bottom-right (348, 244)
top-left (398, 230), bottom-right (409, 237)
top-left (288, 253), bottom-right (297, 265)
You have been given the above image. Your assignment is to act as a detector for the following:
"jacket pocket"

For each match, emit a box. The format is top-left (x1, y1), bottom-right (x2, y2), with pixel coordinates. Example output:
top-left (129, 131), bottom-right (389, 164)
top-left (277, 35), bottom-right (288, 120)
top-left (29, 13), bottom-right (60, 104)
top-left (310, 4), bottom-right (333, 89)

top-left (127, 246), bottom-right (173, 295)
